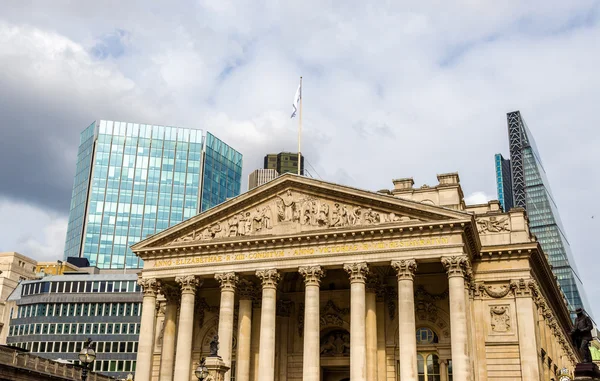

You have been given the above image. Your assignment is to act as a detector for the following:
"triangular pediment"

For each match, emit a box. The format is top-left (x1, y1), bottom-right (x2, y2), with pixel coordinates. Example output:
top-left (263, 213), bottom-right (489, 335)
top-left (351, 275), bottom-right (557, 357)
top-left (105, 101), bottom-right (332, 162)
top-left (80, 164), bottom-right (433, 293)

top-left (132, 174), bottom-right (471, 251)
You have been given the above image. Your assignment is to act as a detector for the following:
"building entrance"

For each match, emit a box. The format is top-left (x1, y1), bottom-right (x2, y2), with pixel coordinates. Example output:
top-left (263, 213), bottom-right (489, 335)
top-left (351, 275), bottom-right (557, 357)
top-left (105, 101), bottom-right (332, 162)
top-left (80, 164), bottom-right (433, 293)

top-left (321, 366), bottom-right (350, 381)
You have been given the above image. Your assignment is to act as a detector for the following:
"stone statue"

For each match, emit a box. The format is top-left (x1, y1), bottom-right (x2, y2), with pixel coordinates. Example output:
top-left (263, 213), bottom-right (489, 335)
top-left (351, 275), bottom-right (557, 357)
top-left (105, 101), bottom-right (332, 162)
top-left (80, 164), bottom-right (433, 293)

top-left (209, 335), bottom-right (219, 357)
top-left (571, 308), bottom-right (593, 363)
top-left (279, 190), bottom-right (296, 221)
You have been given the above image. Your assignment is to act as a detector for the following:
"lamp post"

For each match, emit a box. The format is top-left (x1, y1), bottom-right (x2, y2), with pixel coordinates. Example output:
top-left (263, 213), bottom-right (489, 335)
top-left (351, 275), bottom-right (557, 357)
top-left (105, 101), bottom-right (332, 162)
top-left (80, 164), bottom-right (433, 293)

top-left (195, 357), bottom-right (209, 380)
top-left (78, 338), bottom-right (96, 381)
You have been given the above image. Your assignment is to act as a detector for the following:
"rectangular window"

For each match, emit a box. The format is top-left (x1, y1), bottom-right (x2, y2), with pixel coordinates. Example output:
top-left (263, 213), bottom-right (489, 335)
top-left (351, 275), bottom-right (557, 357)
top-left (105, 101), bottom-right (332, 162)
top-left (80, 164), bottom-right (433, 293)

top-left (50, 282), bottom-right (58, 293)
top-left (39, 342), bottom-right (46, 352)
top-left (68, 342), bottom-right (75, 353)
top-left (32, 342), bottom-right (39, 352)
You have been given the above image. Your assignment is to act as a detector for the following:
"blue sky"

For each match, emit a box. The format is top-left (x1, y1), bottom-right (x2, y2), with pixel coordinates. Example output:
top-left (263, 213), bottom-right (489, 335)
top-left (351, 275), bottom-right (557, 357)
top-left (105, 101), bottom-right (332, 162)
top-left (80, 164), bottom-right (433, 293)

top-left (0, 0), bottom-right (599, 316)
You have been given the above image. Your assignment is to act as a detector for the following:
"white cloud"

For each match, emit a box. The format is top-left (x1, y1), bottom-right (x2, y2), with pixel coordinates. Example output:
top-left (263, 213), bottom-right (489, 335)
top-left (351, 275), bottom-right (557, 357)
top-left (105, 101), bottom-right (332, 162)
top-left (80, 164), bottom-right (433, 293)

top-left (465, 192), bottom-right (495, 206)
top-left (0, 198), bottom-right (68, 262)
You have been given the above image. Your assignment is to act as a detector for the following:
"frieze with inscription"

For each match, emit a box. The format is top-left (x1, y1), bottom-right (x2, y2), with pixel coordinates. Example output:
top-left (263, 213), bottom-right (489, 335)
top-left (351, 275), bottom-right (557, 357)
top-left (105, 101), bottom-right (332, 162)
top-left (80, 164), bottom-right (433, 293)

top-left (169, 190), bottom-right (421, 245)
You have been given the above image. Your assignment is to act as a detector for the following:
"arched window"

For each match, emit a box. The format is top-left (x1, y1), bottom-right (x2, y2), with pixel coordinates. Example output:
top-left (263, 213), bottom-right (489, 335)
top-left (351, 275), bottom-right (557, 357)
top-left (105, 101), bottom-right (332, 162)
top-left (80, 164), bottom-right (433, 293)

top-left (416, 327), bottom-right (439, 345)
top-left (417, 353), bottom-right (441, 381)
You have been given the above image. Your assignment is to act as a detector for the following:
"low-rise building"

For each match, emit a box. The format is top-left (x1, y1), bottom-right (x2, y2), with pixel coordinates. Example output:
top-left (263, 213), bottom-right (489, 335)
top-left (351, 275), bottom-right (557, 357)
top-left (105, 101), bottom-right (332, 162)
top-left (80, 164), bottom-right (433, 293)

top-left (6, 272), bottom-right (142, 379)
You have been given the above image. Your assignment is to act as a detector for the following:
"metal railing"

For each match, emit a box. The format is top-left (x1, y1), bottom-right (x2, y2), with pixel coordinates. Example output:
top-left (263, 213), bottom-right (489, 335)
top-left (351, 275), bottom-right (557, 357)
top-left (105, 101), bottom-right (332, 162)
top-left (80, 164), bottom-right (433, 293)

top-left (0, 345), bottom-right (115, 381)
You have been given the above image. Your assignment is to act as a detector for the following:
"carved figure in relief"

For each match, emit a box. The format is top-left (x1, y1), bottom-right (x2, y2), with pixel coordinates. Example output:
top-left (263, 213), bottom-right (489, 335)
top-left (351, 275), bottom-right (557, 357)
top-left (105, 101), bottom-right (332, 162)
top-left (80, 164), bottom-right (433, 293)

top-left (477, 216), bottom-right (510, 233)
top-left (320, 335), bottom-right (336, 355)
top-left (237, 213), bottom-right (247, 236)
top-left (317, 203), bottom-right (329, 226)
top-left (228, 214), bottom-right (239, 237)
top-left (261, 206), bottom-right (272, 229)
top-left (490, 306), bottom-right (510, 332)
top-left (244, 212), bottom-right (253, 235)
top-left (331, 203), bottom-right (346, 227)
top-left (278, 190), bottom-right (296, 222)
top-left (320, 330), bottom-right (350, 356)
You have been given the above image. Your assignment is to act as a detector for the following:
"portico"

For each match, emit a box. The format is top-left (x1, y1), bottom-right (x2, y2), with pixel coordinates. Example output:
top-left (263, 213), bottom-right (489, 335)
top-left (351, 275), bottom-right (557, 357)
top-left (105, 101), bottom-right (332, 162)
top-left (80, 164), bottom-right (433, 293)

top-left (133, 173), bottom-right (580, 381)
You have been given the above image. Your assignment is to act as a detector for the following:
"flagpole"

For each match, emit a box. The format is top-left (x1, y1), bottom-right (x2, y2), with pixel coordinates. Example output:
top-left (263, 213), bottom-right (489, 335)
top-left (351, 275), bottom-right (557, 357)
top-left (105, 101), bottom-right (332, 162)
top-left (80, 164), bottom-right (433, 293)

top-left (297, 76), bottom-right (302, 176)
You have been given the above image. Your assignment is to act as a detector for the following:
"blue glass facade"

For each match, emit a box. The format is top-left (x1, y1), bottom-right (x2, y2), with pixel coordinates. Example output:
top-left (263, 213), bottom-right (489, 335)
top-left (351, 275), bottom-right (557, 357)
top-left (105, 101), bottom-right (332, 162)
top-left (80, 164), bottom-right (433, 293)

top-left (494, 153), bottom-right (514, 212)
top-left (201, 132), bottom-right (243, 212)
top-left (64, 121), bottom-right (242, 269)
top-left (496, 111), bottom-right (591, 318)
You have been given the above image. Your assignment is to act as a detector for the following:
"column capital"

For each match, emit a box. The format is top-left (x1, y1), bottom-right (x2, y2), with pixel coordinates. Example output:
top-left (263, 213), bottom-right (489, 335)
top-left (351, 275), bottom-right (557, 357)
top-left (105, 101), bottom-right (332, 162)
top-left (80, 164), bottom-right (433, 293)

top-left (298, 265), bottom-right (326, 286)
top-left (175, 275), bottom-right (202, 294)
top-left (391, 259), bottom-right (417, 281)
top-left (159, 283), bottom-right (181, 304)
top-left (138, 277), bottom-right (161, 297)
top-left (238, 279), bottom-right (257, 300)
top-left (344, 262), bottom-right (369, 283)
top-left (256, 269), bottom-right (280, 289)
top-left (215, 272), bottom-right (239, 292)
top-left (441, 256), bottom-right (471, 278)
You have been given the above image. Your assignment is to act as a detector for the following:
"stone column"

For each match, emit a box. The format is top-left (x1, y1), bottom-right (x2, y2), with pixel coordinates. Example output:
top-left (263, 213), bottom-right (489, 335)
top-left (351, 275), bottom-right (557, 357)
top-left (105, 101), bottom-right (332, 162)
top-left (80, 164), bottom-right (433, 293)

top-left (365, 275), bottom-right (379, 381)
top-left (441, 256), bottom-right (471, 381)
top-left (215, 272), bottom-right (239, 381)
top-left (256, 269), bottom-right (281, 381)
top-left (299, 266), bottom-right (326, 381)
top-left (391, 260), bottom-right (418, 381)
top-left (439, 359), bottom-right (448, 381)
top-left (173, 275), bottom-right (202, 381)
top-left (236, 280), bottom-right (256, 381)
top-left (250, 299), bottom-right (261, 381)
top-left (375, 288), bottom-right (387, 381)
top-left (344, 262), bottom-right (369, 381)
top-left (513, 279), bottom-right (542, 381)
top-left (136, 277), bottom-right (160, 381)
top-left (159, 284), bottom-right (181, 381)
top-left (277, 300), bottom-right (292, 381)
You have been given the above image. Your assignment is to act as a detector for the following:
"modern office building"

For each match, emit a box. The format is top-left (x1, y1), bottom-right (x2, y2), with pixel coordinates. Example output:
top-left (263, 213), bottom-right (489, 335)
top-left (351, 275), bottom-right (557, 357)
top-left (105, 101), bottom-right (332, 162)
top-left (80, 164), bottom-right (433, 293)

top-left (63, 120), bottom-right (243, 269)
top-left (495, 110), bottom-right (590, 317)
top-left (264, 152), bottom-right (304, 175)
top-left (6, 272), bottom-right (142, 379)
top-left (248, 168), bottom-right (278, 190)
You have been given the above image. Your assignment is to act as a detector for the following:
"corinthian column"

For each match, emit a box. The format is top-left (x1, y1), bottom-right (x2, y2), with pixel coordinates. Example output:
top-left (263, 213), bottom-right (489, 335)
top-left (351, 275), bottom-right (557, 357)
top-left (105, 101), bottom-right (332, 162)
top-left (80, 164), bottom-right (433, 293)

top-left (391, 259), bottom-right (418, 381)
top-left (215, 272), bottom-right (239, 381)
top-left (343, 262), bottom-right (369, 381)
top-left (136, 277), bottom-right (160, 381)
top-left (299, 266), bottom-right (326, 381)
top-left (441, 256), bottom-right (471, 381)
top-left (173, 275), bottom-right (202, 381)
top-left (236, 280), bottom-right (256, 381)
top-left (159, 284), bottom-right (181, 381)
top-left (256, 269), bottom-right (281, 381)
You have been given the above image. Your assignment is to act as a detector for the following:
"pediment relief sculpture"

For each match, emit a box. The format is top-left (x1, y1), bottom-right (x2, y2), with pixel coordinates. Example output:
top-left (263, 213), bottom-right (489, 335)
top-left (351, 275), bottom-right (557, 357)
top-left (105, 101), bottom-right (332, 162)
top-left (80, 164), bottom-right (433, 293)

top-left (476, 216), bottom-right (510, 234)
top-left (168, 190), bottom-right (422, 245)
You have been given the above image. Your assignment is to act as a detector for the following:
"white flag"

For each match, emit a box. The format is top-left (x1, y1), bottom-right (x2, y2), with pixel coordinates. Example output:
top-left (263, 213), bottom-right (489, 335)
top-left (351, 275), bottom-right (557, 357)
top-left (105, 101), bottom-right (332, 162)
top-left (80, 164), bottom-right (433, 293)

top-left (291, 83), bottom-right (302, 118)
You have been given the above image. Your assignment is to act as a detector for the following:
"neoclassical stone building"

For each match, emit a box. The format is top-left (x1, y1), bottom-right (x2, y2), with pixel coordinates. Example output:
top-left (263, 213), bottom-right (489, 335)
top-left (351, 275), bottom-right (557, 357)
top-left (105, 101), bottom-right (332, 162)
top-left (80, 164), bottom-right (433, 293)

top-left (132, 173), bottom-right (579, 381)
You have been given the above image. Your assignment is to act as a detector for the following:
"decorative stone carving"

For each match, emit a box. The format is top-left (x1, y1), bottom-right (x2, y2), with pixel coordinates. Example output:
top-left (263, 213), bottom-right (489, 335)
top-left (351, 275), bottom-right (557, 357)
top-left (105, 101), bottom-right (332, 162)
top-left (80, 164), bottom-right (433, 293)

top-left (215, 272), bottom-right (239, 291)
top-left (476, 216), bottom-right (510, 234)
top-left (490, 305), bottom-right (511, 333)
top-left (391, 259), bottom-right (417, 281)
top-left (477, 283), bottom-right (512, 299)
top-left (238, 279), bottom-right (257, 300)
top-left (175, 275), bottom-right (202, 294)
top-left (299, 266), bottom-right (326, 286)
top-left (343, 262), bottom-right (369, 282)
top-left (414, 286), bottom-right (449, 326)
top-left (320, 300), bottom-right (350, 327)
top-left (319, 329), bottom-right (350, 356)
top-left (167, 190), bottom-right (420, 245)
top-left (160, 283), bottom-right (181, 304)
top-left (441, 256), bottom-right (471, 278)
top-left (365, 274), bottom-right (381, 293)
top-left (510, 278), bottom-right (534, 297)
top-left (195, 298), bottom-right (219, 328)
top-left (256, 269), bottom-right (280, 289)
top-left (276, 300), bottom-right (293, 317)
top-left (138, 277), bottom-right (160, 296)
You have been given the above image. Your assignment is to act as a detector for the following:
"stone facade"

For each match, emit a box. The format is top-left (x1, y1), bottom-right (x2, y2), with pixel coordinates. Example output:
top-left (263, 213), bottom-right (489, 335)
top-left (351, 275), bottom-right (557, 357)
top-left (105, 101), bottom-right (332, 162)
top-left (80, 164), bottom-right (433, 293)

top-left (133, 173), bottom-right (579, 381)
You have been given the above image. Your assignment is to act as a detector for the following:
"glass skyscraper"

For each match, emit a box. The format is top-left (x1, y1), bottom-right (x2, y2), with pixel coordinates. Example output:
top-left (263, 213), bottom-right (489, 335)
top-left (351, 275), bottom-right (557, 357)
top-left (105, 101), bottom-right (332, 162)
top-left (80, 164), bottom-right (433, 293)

top-left (495, 110), bottom-right (590, 317)
top-left (64, 121), bottom-right (242, 269)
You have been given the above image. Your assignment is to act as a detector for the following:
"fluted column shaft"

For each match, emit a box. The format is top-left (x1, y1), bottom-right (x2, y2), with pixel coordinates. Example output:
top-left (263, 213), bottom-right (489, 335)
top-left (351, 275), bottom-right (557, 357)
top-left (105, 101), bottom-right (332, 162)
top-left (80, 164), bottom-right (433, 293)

top-left (442, 256), bottom-right (471, 381)
top-left (344, 262), bottom-right (369, 381)
top-left (392, 260), bottom-right (418, 381)
top-left (256, 269), bottom-right (281, 381)
top-left (173, 276), bottom-right (201, 381)
top-left (365, 277), bottom-right (379, 381)
top-left (236, 280), bottom-right (255, 381)
top-left (159, 285), bottom-right (180, 381)
top-left (299, 266), bottom-right (326, 381)
top-left (216, 272), bottom-right (239, 381)
top-left (136, 278), bottom-right (160, 381)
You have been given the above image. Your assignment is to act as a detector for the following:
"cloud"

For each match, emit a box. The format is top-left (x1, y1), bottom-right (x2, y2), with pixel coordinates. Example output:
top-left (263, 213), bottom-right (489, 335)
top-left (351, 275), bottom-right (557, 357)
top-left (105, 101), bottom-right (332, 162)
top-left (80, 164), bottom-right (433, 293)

top-left (0, 198), bottom-right (68, 262)
top-left (465, 192), bottom-right (495, 205)
top-left (0, 1), bottom-right (599, 315)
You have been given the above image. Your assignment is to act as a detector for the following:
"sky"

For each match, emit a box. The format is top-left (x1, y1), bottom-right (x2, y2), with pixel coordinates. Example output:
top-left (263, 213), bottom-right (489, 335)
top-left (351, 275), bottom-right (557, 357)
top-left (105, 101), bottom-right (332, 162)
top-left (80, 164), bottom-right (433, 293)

top-left (0, 1), bottom-right (599, 315)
